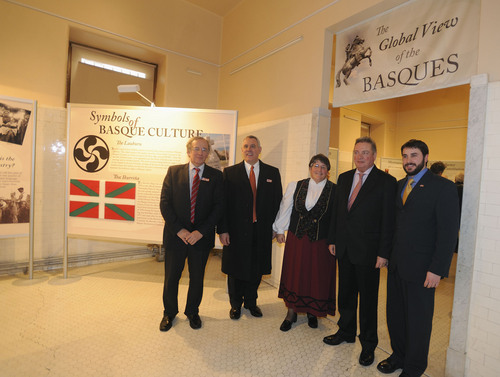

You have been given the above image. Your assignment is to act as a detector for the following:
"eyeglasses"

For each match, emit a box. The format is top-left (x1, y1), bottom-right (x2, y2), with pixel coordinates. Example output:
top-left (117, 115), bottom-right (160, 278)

top-left (312, 164), bottom-right (328, 170)
top-left (191, 147), bottom-right (208, 153)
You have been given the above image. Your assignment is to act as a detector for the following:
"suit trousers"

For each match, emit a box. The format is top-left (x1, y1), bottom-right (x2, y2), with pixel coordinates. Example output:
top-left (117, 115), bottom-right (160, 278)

top-left (337, 255), bottom-right (380, 351)
top-left (163, 243), bottom-right (211, 317)
top-left (386, 269), bottom-right (435, 377)
top-left (227, 222), bottom-right (262, 309)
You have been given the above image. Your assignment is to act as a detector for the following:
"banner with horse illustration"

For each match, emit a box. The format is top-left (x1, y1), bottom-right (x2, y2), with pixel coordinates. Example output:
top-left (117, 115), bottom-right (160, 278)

top-left (332, 0), bottom-right (479, 107)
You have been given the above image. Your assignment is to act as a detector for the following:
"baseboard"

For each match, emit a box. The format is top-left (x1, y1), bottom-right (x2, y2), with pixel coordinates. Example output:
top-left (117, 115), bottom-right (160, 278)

top-left (0, 248), bottom-right (153, 276)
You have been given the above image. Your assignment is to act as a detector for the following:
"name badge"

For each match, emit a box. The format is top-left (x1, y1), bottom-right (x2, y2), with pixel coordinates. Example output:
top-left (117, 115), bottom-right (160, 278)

top-left (202, 177), bottom-right (210, 182)
top-left (266, 179), bottom-right (273, 183)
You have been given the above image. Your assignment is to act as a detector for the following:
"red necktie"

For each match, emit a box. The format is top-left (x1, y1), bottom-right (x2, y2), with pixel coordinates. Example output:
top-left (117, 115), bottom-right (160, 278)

top-left (250, 166), bottom-right (257, 222)
top-left (348, 172), bottom-right (363, 211)
top-left (190, 167), bottom-right (200, 223)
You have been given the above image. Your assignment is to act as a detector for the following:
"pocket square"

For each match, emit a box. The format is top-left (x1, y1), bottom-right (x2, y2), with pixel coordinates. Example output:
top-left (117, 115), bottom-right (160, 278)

top-left (266, 179), bottom-right (272, 182)
top-left (202, 177), bottom-right (210, 182)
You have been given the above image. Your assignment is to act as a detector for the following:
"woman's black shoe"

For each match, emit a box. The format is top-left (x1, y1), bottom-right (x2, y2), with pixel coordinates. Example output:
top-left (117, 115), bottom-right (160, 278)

top-left (307, 313), bottom-right (318, 328)
top-left (279, 312), bottom-right (297, 332)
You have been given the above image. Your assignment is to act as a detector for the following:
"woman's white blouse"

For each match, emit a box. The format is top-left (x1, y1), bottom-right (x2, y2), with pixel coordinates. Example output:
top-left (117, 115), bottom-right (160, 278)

top-left (272, 178), bottom-right (327, 234)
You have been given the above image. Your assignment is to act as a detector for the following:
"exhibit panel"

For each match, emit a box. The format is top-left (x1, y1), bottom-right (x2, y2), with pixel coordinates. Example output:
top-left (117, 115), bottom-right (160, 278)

top-left (0, 95), bottom-right (36, 238)
top-left (67, 104), bottom-right (237, 244)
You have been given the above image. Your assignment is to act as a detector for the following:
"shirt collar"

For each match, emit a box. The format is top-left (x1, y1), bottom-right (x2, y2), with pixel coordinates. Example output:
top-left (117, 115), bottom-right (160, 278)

top-left (408, 167), bottom-right (428, 185)
top-left (189, 162), bottom-right (205, 174)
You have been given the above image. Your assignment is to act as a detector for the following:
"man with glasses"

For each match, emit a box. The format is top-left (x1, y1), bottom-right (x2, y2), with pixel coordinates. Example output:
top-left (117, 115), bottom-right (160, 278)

top-left (159, 136), bottom-right (223, 332)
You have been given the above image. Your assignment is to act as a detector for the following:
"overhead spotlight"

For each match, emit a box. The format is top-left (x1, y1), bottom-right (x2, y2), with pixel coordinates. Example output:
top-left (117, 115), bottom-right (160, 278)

top-left (117, 84), bottom-right (155, 107)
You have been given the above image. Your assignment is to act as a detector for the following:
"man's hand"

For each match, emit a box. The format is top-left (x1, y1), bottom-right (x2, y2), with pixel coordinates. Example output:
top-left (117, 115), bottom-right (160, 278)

top-left (177, 229), bottom-right (190, 245)
top-left (375, 256), bottom-right (388, 269)
top-left (186, 230), bottom-right (203, 245)
top-left (219, 232), bottom-right (230, 246)
top-left (276, 234), bottom-right (286, 244)
top-left (424, 271), bottom-right (441, 288)
top-left (328, 244), bottom-right (336, 256)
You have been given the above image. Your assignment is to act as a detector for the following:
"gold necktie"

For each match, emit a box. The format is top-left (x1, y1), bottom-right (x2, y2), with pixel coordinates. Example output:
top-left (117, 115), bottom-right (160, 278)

top-left (402, 178), bottom-right (414, 205)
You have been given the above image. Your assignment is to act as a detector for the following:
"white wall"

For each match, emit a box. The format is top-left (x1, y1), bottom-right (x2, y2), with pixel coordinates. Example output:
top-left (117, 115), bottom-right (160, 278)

top-left (465, 81), bottom-right (500, 377)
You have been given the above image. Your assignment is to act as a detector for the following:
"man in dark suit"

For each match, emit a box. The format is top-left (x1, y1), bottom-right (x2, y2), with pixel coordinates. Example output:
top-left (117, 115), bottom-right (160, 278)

top-left (159, 136), bottom-right (223, 332)
top-left (377, 139), bottom-right (459, 377)
top-left (324, 137), bottom-right (397, 367)
top-left (218, 135), bottom-right (282, 319)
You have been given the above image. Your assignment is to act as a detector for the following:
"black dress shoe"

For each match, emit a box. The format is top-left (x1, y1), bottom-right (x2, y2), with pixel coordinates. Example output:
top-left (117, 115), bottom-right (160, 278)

top-left (323, 331), bottom-right (355, 345)
top-left (229, 307), bottom-right (241, 320)
top-left (377, 358), bottom-right (403, 374)
top-left (187, 314), bottom-right (202, 329)
top-left (246, 306), bottom-right (263, 317)
top-left (307, 313), bottom-right (318, 328)
top-left (359, 349), bottom-right (375, 366)
top-left (279, 313), bottom-right (297, 332)
top-left (159, 315), bottom-right (175, 332)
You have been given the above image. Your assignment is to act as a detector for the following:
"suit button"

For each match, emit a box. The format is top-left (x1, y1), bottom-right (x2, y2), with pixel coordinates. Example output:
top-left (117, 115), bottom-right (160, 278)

top-left (313, 219), bottom-right (317, 223)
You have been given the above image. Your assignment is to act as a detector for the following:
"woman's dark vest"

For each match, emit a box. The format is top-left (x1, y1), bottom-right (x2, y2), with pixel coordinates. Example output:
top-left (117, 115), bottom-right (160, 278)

top-left (289, 178), bottom-right (334, 242)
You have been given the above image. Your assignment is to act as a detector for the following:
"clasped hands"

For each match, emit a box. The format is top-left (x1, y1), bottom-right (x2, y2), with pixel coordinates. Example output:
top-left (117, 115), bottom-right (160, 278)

top-left (177, 229), bottom-right (203, 245)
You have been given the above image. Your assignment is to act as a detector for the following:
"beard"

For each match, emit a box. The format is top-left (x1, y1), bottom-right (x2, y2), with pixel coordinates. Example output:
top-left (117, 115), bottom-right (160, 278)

top-left (403, 159), bottom-right (426, 176)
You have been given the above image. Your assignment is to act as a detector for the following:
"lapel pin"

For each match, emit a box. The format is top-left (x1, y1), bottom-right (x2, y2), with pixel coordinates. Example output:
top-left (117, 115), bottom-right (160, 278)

top-left (202, 177), bottom-right (209, 181)
top-left (267, 179), bottom-right (272, 182)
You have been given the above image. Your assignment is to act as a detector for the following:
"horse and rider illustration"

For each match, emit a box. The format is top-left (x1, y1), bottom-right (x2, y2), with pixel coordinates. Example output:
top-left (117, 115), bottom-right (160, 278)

top-left (336, 35), bottom-right (372, 87)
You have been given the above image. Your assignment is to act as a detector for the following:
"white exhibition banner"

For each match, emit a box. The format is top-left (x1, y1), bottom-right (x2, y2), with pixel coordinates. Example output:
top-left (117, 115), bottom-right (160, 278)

top-left (0, 95), bottom-right (35, 237)
top-left (67, 104), bottom-right (237, 243)
top-left (333, 0), bottom-right (479, 107)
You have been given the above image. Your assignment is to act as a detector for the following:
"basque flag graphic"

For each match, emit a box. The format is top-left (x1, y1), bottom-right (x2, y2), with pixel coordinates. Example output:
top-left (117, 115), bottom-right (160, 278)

top-left (69, 179), bottom-right (100, 218)
top-left (70, 179), bottom-right (136, 221)
top-left (104, 182), bottom-right (136, 221)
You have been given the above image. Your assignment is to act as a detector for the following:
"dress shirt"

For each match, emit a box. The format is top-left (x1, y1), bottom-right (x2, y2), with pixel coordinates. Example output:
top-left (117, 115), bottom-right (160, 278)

top-left (272, 178), bottom-right (328, 234)
top-left (189, 162), bottom-right (205, 195)
top-left (348, 165), bottom-right (374, 200)
top-left (244, 160), bottom-right (260, 188)
top-left (401, 167), bottom-right (428, 199)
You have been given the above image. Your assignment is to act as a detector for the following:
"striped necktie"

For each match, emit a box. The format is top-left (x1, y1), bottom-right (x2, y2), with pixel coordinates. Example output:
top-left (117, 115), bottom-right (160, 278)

top-left (190, 167), bottom-right (200, 223)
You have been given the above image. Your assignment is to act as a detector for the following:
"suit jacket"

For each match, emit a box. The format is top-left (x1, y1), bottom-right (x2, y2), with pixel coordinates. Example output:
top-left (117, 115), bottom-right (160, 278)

top-left (327, 166), bottom-right (397, 266)
top-left (391, 170), bottom-right (460, 283)
top-left (160, 163), bottom-right (223, 252)
top-left (219, 160), bottom-right (282, 281)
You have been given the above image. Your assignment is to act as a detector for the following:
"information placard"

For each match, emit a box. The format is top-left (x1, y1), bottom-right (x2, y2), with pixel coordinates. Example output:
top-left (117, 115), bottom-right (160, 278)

top-left (0, 95), bottom-right (35, 237)
top-left (67, 104), bottom-right (237, 243)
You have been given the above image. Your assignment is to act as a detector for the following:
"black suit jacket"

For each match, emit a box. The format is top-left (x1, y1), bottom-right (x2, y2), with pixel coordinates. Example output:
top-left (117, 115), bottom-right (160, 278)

top-left (391, 170), bottom-right (460, 283)
top-left (328, 166), bottom-right (397, 266)
top-left (160, 163), bottom-right (223, 252)
top-left (219, 160), bottom-right (282, 280)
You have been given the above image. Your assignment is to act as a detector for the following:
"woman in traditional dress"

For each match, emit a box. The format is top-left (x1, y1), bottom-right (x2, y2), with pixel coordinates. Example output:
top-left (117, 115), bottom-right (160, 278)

top-left (273, 154), bottom-right (336, 331)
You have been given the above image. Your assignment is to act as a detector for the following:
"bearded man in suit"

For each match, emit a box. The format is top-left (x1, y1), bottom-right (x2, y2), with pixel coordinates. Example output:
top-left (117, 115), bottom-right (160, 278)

top-left (159, 136), bottom-right (223, 332)
top-left (377, 139), bottom-right (459, 377)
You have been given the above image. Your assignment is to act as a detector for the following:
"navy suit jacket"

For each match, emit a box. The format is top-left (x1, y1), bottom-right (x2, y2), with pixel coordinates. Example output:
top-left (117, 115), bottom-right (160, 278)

top-left (391, 170), bottom-right (460, 283)
top-left (328, 166), bottom-right (397, 266)
top-left (160, 163), bottom-right (223, 252)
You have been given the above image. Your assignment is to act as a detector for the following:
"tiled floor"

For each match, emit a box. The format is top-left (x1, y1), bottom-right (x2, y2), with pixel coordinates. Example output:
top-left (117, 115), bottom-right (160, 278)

top-left (0, 252), bottom-right (456, 377)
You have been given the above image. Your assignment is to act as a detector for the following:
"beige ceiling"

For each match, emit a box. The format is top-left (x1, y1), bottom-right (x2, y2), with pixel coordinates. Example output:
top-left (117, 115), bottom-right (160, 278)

top-left (184, 0), bottom-right (244, 16)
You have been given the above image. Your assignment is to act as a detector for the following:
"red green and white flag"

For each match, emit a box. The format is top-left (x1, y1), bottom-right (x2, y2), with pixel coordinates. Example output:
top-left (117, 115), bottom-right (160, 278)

top-left (70, 179), bottom-right (136, 221)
